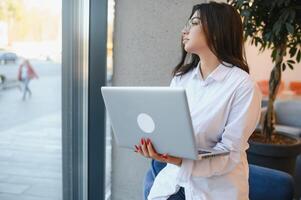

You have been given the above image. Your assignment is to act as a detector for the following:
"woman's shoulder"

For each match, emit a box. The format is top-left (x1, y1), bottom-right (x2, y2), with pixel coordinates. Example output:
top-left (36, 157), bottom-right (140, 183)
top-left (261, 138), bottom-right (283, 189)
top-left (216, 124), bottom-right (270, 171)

top-left (228, 66), bottom-right (261, 100)
top-left (229, 65), bottom-right (256, 89)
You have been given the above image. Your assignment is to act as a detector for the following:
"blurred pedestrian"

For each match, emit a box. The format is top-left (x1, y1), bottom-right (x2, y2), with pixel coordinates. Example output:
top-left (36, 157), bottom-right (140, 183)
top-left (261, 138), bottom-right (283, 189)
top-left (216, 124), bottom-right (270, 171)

top-left (17, 59), bottom-right (38, 100)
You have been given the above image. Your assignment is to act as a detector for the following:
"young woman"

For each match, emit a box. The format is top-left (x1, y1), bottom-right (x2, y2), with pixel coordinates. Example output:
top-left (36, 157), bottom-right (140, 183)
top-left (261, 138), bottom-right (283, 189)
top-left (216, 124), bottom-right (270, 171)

top-left (134, 2), bottom-right (262, 200)
top-left (18, 59), bottom-right (39, 100)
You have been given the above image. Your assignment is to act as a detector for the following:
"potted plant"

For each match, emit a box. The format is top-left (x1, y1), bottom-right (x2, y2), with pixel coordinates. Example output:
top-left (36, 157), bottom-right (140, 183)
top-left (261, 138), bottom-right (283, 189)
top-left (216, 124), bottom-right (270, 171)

top-left (228, 0), bottom-right (301, 175)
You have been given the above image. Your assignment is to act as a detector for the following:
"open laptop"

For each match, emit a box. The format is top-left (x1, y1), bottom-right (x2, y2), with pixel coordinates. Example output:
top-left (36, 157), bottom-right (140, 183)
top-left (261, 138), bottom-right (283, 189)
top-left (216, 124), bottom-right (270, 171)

top-left (101, 86), bottom-right (229, 160)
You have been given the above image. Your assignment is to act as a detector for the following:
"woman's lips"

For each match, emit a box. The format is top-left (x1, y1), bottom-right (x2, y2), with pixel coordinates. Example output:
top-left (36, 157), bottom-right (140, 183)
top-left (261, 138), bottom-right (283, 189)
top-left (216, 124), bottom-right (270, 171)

top-left (183, 39), bottom-right (189, 44)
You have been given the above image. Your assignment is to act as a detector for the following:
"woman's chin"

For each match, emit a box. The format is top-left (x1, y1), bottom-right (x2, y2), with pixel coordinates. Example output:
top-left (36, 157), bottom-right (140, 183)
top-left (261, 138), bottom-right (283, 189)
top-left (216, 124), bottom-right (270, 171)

top-left (184, 45), bottom-right (192, 53)
top-left (184, 43), bottom-right (198, 53)
top-left (185, 48), bottom-right (196, 54)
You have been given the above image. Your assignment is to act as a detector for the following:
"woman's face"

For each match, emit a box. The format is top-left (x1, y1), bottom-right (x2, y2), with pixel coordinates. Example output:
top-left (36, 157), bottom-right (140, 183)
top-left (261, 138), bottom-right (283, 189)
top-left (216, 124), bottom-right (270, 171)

top-left (181, 11), bottom-right (208, 55)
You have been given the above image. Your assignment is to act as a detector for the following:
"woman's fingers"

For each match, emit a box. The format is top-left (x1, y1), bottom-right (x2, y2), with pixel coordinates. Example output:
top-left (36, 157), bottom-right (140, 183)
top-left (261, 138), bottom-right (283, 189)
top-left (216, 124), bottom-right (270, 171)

top-left (135, 138), bottom-right (161, 160)
top-left (146, 141), bottom-right (182, 166)
top-left (135, 138), bottom-right (178, 164)
top-left (134, 143), bottom-right (144, 155)
top-left (134, 142), bottom-right (146, 158)
top-left (140, 138), bottom-right (150, 157)
top-left (146, 139), bottom-right (169, 162)
top-left (146, 139), bottom-right (161, 160)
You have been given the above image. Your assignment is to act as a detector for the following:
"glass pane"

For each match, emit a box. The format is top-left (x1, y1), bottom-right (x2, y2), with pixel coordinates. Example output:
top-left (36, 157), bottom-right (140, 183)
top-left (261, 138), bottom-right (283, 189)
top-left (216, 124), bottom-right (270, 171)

top-left (0, 0), bottom-right (62, 199)
top-left (106, 0), bottom-right (114, 199)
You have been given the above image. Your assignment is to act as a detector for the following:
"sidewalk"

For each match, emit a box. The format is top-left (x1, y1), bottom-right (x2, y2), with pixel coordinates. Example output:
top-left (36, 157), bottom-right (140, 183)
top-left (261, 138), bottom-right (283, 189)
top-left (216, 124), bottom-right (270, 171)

top-left (0, 112), bottom-right (62, 200)
top-left (0, 62), bottom-right (62, 200)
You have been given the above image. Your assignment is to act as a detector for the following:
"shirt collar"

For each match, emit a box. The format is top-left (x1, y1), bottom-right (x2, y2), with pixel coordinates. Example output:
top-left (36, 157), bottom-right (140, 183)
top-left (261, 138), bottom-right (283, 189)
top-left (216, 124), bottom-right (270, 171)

top-left (192, 61), bottom-right (233, 82)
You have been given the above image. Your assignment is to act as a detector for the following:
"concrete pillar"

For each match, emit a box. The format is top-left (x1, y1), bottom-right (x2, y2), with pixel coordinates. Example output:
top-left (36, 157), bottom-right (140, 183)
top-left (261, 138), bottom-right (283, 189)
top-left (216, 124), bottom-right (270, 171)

top-left (112, 1), bottom-right (205, 199)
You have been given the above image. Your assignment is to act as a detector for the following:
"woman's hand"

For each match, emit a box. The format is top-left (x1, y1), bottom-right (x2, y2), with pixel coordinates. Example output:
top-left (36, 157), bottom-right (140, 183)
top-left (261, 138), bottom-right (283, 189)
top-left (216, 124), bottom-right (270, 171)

top-left (134, 138), bottom-right (182, 167)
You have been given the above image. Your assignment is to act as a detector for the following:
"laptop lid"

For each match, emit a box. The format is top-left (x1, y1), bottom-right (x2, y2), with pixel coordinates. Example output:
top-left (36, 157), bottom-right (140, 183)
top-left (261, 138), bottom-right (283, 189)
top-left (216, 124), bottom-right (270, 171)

top-left (101, 86), bottom-right (199, 160)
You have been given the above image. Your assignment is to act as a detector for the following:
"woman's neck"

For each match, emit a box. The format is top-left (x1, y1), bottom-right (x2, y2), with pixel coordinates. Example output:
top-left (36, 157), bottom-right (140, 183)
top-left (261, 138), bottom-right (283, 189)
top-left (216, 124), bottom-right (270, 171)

top-left (197, 50), bottom-right (221, 80)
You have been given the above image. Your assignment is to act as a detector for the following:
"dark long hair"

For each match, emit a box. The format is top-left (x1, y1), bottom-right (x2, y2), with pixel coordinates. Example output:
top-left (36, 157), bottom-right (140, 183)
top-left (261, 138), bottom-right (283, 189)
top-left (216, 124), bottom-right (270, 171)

top-left (172, 2), bottom-right (249, 77)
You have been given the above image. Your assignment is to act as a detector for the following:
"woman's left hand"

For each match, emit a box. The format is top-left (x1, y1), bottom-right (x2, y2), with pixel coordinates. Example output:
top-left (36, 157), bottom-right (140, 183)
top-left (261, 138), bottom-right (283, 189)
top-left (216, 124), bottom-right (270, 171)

top-left (134, 138), bottom-right (182, 167)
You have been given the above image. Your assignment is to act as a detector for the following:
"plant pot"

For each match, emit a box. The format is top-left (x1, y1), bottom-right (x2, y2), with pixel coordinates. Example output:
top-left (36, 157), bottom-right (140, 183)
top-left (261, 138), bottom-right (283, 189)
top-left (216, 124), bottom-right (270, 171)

top-left (247, 131), bottom-right (301, 175)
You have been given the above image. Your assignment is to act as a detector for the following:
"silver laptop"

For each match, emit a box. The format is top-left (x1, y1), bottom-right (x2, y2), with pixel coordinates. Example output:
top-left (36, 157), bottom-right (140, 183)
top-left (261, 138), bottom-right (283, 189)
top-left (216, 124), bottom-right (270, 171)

top-left (101, 86), bottom-right (229, 160)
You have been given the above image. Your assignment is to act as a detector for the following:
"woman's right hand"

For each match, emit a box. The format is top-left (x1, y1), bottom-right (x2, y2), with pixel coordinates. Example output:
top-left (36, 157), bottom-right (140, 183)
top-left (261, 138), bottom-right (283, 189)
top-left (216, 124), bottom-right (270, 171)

top-left (134, 138), bottom-right (182, 167)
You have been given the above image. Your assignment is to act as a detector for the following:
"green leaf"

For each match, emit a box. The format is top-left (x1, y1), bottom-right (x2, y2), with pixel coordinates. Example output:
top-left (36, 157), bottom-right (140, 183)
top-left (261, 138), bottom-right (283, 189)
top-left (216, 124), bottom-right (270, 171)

top-left (287, 60), bottom-right (296, 64)
top-left (282, 11), bottom-right (290, 22)
top-left (263, 32), bottom-right (272, 41)
top-left (273, 22), bottom-right (282, 35)
top-left (289, 47), bottom-right (297, 58)
top-left (297, 50), bottom-right (301, 63)
top-left (271, 49), bottom-right (277, 62)
top-left (241, 10), bottom-right (250, 17)
top-left (254, 37), bottom-right (262, 47)
top-left (285, 23), bottom-right (294, 34)
top-left (236, 0), bottom-right (244, 7)
top-left (287, 63), bottom-right (294, 70)
top-left (289, 10), bottom-right (296, 22)
top-left (277, 0), bottom-right (286, 6)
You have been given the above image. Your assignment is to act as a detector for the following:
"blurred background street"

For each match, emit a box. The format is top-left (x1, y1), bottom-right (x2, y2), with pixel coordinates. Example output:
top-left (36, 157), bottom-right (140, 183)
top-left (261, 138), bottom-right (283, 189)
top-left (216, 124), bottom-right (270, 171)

top-left (0, 60), bottom-right (61, 130)
top-left (0, 60), bottom-right (62, 200)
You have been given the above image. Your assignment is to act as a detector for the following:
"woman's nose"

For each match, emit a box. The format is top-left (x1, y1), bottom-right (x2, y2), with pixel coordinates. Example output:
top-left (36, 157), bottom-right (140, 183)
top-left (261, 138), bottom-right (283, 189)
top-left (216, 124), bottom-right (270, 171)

top-left (181, 32), bottom-right (188, 40)
top-left (181, 27), bottom-right (189, 35)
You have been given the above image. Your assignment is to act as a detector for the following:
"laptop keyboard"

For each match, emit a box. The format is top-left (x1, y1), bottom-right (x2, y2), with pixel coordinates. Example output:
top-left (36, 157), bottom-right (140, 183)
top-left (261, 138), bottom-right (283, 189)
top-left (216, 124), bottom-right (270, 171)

top-left (198, 150), bottom-right (211, 154)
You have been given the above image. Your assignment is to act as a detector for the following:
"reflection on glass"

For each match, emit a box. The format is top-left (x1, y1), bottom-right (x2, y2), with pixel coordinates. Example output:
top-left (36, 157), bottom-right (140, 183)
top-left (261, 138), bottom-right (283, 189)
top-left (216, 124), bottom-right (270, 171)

top-left (0, 0), bottom-right (62, 199)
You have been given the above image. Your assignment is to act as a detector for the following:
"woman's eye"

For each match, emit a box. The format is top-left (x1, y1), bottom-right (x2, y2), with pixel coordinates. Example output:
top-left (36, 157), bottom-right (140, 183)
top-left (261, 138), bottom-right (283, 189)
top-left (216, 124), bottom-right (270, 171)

top-left (191, 19), bottom-right (200, 25)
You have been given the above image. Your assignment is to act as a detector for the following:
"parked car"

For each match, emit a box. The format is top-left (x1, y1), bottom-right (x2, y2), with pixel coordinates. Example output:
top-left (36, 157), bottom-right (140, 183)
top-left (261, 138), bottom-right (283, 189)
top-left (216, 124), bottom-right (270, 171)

top-left (0, 51), bottom-right (18, 64)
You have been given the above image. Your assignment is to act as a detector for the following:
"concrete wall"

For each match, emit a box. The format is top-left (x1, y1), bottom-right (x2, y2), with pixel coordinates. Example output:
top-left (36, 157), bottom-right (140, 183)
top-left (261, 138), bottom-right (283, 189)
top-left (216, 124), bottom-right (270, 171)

top-left (111, 1), bottom-right (205, 199)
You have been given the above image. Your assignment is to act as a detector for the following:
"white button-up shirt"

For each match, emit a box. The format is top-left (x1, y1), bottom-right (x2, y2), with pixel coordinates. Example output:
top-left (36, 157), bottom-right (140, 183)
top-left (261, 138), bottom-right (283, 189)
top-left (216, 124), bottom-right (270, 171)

top-left (148, 61), bottom-right (262, 200)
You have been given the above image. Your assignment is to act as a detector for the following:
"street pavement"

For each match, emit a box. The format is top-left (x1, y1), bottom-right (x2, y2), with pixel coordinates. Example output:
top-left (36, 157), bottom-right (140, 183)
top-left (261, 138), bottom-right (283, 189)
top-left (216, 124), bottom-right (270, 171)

top-left (0, 60), bottom-right (112, 200)
top-left (0, 60), bottom-right (62, 200)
